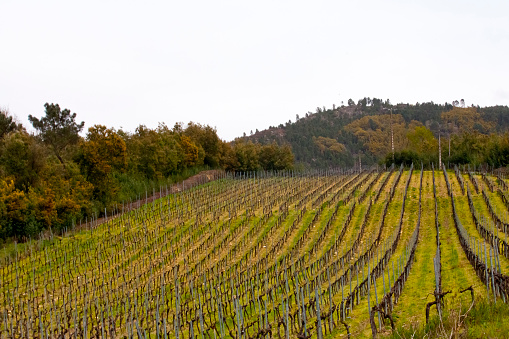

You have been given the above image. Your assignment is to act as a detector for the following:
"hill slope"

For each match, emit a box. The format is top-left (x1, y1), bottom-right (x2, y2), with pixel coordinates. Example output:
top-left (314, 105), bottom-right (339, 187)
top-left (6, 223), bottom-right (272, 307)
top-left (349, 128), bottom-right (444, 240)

top-left (2, 167), bottom-right (509, 338)
top-left (247, 98), bottom-right (509, 168)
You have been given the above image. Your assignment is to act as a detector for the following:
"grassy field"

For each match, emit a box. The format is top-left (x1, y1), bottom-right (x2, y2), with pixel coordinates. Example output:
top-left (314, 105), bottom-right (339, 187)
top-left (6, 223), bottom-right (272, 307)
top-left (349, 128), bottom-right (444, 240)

top-left (0, 168), bottom-right (508, 338)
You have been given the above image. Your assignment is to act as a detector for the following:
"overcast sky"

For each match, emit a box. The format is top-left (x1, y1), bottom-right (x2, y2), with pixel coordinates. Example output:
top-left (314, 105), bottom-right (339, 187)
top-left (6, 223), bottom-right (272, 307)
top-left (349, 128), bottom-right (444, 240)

top-left (1, 0), bottom-right (508, 141)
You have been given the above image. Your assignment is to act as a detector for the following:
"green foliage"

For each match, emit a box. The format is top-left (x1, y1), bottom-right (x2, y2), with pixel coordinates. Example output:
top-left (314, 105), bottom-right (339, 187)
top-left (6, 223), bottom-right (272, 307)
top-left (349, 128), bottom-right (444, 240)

top-left (76, 125), bottom-right (126, 207)
top-left (0, 109), bottom-right (22, 140)
top-left (0, 102), bottom-right (295, 239)
top-left (248, 99), bottom-right (509, 168)
top-left (383, 150), bottom-right (421, 167)
top-left (345, 114), bottom-right (422, 158)
top-left (484, 133), bottom-right (509, 167)
top-left (114, 166), bottom-right (205, 203)
top-left (407, 126), bottom-right (437, 155)
top-left (258, 143), bottom-right (294, 171)
top-left (221, 140), bottom-right (294, 172)
top-left (10, 97), bottom-right (509, 242)
top-left (232, 140), bottom-right (260, 172)
top-left (28, 103), bottom-right (84, 167)
top-left (184, 122), bottom-right (221, 167)
top-left (126, 124), bottom-right (181, 179)
top-left (387, 297), bottom-right (509, 339)
top-left (0, 131), bottom-right (46, 191)
top-left (441, 107), bottom-right (494, 135)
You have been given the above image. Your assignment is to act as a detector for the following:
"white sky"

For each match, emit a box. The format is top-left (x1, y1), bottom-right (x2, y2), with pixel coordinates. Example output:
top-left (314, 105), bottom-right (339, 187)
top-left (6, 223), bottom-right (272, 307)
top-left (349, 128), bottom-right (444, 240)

top-left (1, 0), bottom-right (508, 141)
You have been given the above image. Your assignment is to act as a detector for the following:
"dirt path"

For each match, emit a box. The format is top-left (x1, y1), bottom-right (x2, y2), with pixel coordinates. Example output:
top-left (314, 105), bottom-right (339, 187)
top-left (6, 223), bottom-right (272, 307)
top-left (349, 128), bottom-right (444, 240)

top-left (145, 169), bottom-right (224, 201)
top-left (60, 169), bottom-right (224, 236)
top-left (114, 169), bottom-right (224, 210)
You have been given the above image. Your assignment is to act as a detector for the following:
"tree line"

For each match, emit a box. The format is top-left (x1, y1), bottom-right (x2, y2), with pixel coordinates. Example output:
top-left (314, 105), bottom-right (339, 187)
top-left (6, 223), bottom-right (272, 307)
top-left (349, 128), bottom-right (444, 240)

top-left (0, 103), bottom-right (294, 239)
top-left (250, 98), bottom-right (509, 169)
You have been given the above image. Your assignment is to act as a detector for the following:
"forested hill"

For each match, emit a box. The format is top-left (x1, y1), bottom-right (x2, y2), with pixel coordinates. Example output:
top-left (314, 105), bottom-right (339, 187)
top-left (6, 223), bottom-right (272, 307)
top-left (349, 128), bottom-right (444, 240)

top-left (246, 98), bottom-right (509, 168)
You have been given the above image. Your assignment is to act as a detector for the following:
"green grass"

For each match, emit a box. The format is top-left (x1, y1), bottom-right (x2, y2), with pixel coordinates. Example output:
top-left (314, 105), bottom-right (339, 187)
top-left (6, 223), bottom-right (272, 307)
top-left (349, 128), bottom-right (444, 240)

top-left (388, 171), bottom-right (437, 326)
top-left (386, 296), bottom-right (509, 338)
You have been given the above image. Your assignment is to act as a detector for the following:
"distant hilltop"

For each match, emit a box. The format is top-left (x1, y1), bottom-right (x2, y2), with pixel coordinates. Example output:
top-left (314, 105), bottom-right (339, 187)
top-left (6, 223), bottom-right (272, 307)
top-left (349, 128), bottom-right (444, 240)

top-left (243, 98), bottom-right (509, 169)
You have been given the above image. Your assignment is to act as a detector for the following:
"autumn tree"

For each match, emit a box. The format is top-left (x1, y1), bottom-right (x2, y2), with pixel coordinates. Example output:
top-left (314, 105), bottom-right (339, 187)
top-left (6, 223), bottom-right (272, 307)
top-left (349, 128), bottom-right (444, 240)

top-left (34, 162), bottom-right (92, 231)
top-left (184, 122), bottom-right (221, 167)
top-left (345, 114), bottom-right (421, 158)
top-left (0, 178), bottom-right (29, 238)
top-left (441, 107), bottom-right (494, 135)
top-left (218, 142), bottom-right (239, 171)
top-left (312, 136), bottom-right (347, 154)
top-left (77, 125), bottom-right (127, 206)
top-left (179, 135), bottom-right (201, 167)
top-left (28, 103), bottom-right (84, 169)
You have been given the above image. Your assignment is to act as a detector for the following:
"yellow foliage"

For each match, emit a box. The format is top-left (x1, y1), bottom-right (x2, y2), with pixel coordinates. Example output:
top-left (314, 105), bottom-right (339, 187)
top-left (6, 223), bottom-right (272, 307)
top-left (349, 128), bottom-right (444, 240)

top-left (312, 136), bottom-right (346, 154)
top-left (0, 178), bottom-right (27, 221)
top-left (0, 178), bottom-right (29, 235)
top-left (345, 114), bottom-right (422, 157)
top-left (27, 186), bottom-right (56, 227)
top-left (441, 107), bottom-right (494, 134)
top-left (83, 125), bottom-right (127, 173)
top-left (407, 126), bottom-right (438, 155)
top-left (180, 135), bottom-right (200, 167)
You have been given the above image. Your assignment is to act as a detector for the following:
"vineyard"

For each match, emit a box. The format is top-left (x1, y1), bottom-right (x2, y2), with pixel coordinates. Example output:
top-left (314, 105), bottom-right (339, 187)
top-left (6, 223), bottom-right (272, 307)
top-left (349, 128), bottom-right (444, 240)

top-left (2, 165), bottom-right (509, 338)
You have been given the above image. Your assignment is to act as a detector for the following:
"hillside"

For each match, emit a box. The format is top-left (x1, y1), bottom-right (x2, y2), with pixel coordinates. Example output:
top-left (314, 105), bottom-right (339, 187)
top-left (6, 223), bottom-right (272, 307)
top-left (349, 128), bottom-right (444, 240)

top-left (0, 106), bottom-right (294, 241)
top-left (246, 98), bottom-right (509, 168)
top-left (1, 166), bottom-right (509, 338)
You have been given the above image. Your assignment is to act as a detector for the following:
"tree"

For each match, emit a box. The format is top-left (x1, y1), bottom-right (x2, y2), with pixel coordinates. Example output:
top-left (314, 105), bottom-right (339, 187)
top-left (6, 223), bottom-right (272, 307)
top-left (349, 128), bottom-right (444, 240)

top-left (183, 122), bottom-right (220, 167)
top-left (0, 109), bottom-right (22, 140)
top-left (406, 126), bottom-right (438, 163)
top-left (28, 103), bottom-right (84, 169)
top-left (77, 125), bottom-right (126, 205)
top-left (232, 140), bottom-right (260, 172)
top-left (312, 136), bottom-right (347, 154)
top-left (259, 143), bottom-right (294, 170)
top-left (407, 126), bottom-right (437, 153)
top-left (383, 150), bottom-right (420, 167)
top-left (441, 107), bottom-right (494, 135)
top-left (218, 142), bottom-right (238, 171)
top-left (345, 114), bottom-right (421, 158)
top-left (0, 131), bottom-right (46, 191)
top-left (179, 135), bottom-right (201, 167)
top-left (0, 178), bottom-right (29, 238)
